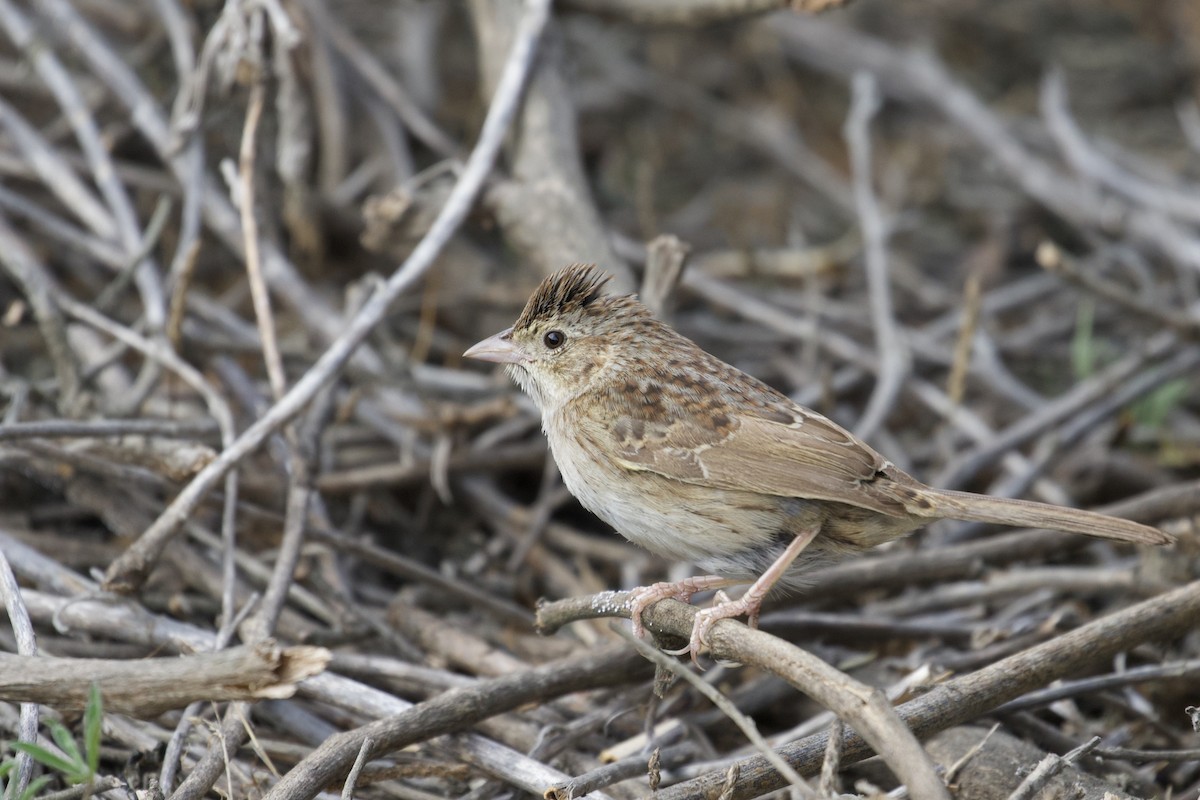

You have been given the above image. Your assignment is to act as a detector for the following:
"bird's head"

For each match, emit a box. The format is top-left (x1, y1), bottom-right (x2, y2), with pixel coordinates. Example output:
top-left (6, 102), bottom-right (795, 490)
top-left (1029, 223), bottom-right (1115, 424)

top-left (464, 264), bottom-right (648, 411)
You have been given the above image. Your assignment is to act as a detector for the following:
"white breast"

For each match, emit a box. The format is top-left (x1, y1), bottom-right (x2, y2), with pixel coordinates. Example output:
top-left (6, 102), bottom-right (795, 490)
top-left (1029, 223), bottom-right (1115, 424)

top-left (541, 410), bottom-right (776, 569)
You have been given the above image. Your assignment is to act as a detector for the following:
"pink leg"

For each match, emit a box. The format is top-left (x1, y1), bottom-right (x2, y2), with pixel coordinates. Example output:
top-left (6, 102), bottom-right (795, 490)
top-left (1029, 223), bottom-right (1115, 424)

top-left (687, 527), bottom-right (820, 663)
top-left (627, 575), bottom-right (738, 640)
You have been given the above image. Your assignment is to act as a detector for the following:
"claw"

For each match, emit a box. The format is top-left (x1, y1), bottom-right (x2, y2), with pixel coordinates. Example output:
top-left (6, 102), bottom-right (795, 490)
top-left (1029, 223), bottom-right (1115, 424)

top-left (627, 576), bottom-right (735, 647)
top-left (688, 594), bottom-right (765, 661)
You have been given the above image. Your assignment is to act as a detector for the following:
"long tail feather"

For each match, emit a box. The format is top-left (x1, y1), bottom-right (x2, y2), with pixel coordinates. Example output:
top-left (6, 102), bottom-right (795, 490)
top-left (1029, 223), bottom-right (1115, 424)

top-left (917, 488), bottom-right (1172, 545)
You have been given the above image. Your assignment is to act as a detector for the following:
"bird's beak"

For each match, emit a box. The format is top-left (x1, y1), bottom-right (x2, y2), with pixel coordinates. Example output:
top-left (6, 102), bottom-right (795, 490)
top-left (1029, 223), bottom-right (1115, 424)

top-left (464, 327), bottom-right (524, 364)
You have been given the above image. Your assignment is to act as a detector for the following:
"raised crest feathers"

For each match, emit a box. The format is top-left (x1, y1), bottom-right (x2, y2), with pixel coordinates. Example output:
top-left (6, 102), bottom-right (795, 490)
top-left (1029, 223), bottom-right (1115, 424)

top-left (514, 263), bottom-right (612, 330)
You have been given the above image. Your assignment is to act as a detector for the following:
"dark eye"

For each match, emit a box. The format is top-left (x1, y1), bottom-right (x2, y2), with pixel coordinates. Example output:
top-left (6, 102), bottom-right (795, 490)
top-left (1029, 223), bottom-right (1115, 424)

top-left (543, 330), bottom-right (566, 349)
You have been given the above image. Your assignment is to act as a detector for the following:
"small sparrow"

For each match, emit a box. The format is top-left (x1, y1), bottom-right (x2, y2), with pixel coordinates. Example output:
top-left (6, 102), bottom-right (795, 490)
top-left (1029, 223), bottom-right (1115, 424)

top-left (465, 264), bottom-right (1172, 659)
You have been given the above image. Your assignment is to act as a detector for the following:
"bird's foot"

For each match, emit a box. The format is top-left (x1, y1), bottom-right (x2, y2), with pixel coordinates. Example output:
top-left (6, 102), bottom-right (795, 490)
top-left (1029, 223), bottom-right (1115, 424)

top-left (627, 576), bottom-right (733, 640)
top-left (671, 592), bottom-right (764, 666)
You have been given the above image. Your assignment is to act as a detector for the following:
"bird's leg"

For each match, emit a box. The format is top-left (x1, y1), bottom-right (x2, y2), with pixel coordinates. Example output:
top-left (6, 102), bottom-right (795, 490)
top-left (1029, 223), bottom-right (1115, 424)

top-left (687, 526), bottom-right (821, 663)
top-left (627, 575), bottom-right (738, 639)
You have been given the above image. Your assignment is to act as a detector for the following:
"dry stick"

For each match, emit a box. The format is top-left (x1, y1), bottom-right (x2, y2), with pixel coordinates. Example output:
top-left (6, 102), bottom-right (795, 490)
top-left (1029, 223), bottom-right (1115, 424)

top-left (611, 624), bottom-right (817, 799)
top-left (538, 596), bottom-right (950, 800)
top-left (818, 719), bottom-right (844, 797)
top-left (547, 742), bottom-right (704, 800)
top-left (0, 0), bottom-right (166, 331)
top-left (473, 0), bottom-right (630, 289)
top-left (172, 10), bottom-right (547, 795)
top-left (315, 441), bottom-right (546, 493)
top-left (304, 3), bottom-right (350, 195)
top-left (92, 197), bottom-right (171, 312)
top-left (946, 268), bottom-right (984, 406)
top-left (865, 566), bottom-right (1163, 618)
top-left (0, 532), bottom-right (96, 599)
top-left (441, 734), bottom-right (617, 800)
top-left (1183, 100), bottom-right (1200, 153)
top-left (305, 523), bottom-right (535, 628)
top-left (300, 671), bottom-right (604, 800)
top-left (771, 15), bottom-right (1200, 271)
top-left (32, 288), bottom-right (246, 736)
top-left (388, 605), bottom-right (528, 678)
top-left (1042, 71), bottom-right (1200, 226)
top-left (38, 0), bottom-right (369, 360)
top-left (261, 645), bottom-right (651, 800)
top-left (98, 0), bottom-right (554, 595)
top-left (40, 777), bottom-right (129, 800)
top-left (942, 724), bottom-right (998, 786)
top-left (906, 379), bottom-right (1060, 508)
top-left (1036, 242), bottom-right (1200, 339)
top-left (0, 550), bottom-right (38, 797)
top-left (506, 461), bottom-right (570, 573)
top-left (641, 234), bottom-right (690, 318)
top-left (1, 18), bottom-right (172, 414)
top-left (20, 590), bottom-right (218, 655)
top-left (758, 610), bottom-right (977, 646)
top-left (154, 0), bottom-right (207, 337)
top-left (242, 437), bottom-right (321, 644)
top-left (583, 42), bottom-right (854, 213)
top-left (341, 736), bottom-right (374, 800)
top-left (0, 643), bottom-right (330, 716)
top-left (649, 580), bottom-right (1200, 800)
top-left (184, 525), bottom-right (335, 628)
top-left (994, 658), bottom-right (1200, 715)
top-left (683, 271), bottom-right (873, 375)
top-left (169, 700), bottom-right (250, 800)
top-left (238, 77), bottom-right (287, 403)
top-left (234, 56), bottom-right (293, 633)
top-left (906, 271), bottom-right (1052, 412)
top-left (0, 184), bottom-right (124, 268)
top-left (844, 71), bottom-right (908, 440)
top-left (983, 344), bottom-right (1200, 503)
top-left (17, 583), bottom-right (563, 800)
top-left (299, 0), bottom-right (457, 158)
top-left (933, 330), bottom-right (1179, 490)
top-left (162, 681), bottom-right (227, 789)
top-left (53, 295), bottom-right (238, 459)
top-left (460, 473), bottom-right (642, 564)
top-left (560, 0), bottom-right (791, 25)
top-left (173, 510), bottom-right (308, 796)
top-left (0, 94), bottom-right (113, 240)
top-left (1093, 747), bottom-right (1200, 764)
top-left (151, 0), bottom-right (204, 290)
top-left (177, 401), bottom-right (323, 797)
top-left (0, 217), bottom-right (81, 412)
top-left (1007, 736), bottom-right (1102, 800)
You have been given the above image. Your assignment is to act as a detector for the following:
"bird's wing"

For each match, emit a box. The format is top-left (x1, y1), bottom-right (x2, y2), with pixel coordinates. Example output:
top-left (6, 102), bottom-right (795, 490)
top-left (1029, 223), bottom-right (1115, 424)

top-left (587, 397), bottom-right (921, 519)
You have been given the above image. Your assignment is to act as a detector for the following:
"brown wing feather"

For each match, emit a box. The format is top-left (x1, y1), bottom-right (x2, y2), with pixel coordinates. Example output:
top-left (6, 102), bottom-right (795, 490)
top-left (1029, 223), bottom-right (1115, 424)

top-left (600, 403), bottom-right (915, 518)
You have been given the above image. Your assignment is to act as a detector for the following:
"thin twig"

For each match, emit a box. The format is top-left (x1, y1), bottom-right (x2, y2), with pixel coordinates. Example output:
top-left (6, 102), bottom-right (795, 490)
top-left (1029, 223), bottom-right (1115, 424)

top-left (341, 736), bottom-right (374, 800)
top-left (844, 71), bottom-right (907, 439)
top-left (1005, 736), bottom-right (1101, 800)
top-left (0, 550), bottom-right (38, 797)
top-left (99, 0), bottom-right (557, 594)
top-left (611, 623), bottom-right (817, 800)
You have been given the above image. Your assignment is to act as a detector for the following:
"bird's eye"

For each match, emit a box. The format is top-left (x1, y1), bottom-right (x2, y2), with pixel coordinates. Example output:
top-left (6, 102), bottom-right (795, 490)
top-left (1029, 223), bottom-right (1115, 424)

top-left (543, 330), bottom-right (566, 349)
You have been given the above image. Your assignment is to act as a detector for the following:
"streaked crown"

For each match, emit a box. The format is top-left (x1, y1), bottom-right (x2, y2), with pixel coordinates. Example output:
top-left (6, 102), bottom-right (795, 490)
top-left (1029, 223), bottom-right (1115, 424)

top-left (514, 263), bottom-right (616, 331)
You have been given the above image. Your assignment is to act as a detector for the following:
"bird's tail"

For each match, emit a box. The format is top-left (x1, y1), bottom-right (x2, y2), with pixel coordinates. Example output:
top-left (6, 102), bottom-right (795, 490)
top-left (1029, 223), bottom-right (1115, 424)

top-left (914, 487), bottom-right (1173, 546)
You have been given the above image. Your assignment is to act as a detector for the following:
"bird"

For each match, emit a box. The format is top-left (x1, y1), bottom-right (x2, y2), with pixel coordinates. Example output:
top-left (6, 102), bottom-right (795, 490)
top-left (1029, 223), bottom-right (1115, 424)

top-left (464, 263), bottom-right (1173, 660)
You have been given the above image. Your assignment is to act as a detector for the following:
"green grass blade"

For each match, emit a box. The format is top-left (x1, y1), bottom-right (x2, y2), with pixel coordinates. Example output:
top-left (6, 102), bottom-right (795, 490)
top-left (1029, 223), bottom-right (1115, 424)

top-left (9, 742), bottom-right (74, 776)
top-left (83, 684), bottom-right (102, 776)
top-left (46, 722), bottom-right (80, 769)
